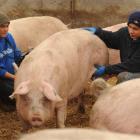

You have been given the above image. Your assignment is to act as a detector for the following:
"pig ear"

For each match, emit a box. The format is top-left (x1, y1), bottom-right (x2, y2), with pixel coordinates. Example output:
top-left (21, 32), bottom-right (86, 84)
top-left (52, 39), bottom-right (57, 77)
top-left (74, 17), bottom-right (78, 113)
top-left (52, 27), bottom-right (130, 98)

top-left (9, 80), bottom-right (30, 99)
top-left (42, 81), bottom-right (62, 102)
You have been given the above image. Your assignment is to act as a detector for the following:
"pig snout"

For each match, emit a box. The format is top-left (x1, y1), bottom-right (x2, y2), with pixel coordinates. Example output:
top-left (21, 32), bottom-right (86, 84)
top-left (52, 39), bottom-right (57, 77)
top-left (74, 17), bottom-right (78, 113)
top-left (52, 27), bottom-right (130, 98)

top-left (31, 116), bottom-right (43, 126)
top-left (29, 107), bottom-right (45, 127)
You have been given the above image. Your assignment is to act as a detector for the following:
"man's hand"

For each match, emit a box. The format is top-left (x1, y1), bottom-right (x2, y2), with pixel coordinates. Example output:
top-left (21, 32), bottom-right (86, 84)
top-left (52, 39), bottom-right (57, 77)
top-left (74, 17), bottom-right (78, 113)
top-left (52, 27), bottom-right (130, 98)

top-left (82, 27), bottom-right (97, 34)
top-left (94, 65), bottom-right (106, 77)
top-left (4, 72), bottom-right (15, 80)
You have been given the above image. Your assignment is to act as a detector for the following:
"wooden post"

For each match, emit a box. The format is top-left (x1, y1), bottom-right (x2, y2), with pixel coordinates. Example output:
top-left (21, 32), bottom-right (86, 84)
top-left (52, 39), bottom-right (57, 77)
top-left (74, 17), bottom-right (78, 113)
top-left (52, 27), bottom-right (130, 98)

top-left (70, 0), bottom-right (75, 27)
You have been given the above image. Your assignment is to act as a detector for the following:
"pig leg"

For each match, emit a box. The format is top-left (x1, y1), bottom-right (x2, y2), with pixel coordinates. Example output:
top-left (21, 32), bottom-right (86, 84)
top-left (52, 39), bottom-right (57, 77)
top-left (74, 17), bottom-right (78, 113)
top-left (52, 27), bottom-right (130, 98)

top-left (56, 100), bottom-right (67, 128)
top-left (77, 91), bottom-right (85, 114)
top-left (20, 119), bottom-right (32, 133)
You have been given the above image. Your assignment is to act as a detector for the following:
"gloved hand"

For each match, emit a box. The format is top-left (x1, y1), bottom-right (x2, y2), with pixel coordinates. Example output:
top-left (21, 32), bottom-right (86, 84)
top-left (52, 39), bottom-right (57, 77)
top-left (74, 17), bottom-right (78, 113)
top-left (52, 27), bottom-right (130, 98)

top-left (82, 27), bottom-right (97, 34)
top-left (94, 65), bottom-right (106, 77)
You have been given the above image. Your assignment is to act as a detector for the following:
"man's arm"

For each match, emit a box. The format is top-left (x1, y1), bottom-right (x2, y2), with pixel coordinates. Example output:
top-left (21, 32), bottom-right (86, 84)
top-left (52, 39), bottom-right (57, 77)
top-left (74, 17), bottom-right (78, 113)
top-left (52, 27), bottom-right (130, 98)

top-left (95, 27), bottom-right (121, 50)
top-left (0, 67), bottom-right (15, 80)
top-left (94, 52), bottom-right (140, 76)
top-left (4, 72), bottom-right (15, 80)
top-left (83, 26), bottom-right (123, 50)
top-left (105, 44), bottom-right (140, 74)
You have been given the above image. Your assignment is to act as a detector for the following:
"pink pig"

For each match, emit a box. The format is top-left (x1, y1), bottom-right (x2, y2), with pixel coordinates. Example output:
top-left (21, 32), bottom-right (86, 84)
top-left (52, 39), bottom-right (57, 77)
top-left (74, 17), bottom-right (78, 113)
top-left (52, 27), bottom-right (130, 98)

top-left (10, 29), bottom-right (109, 130)
top-left (9, 16), bottom-right (68, 52)
top-left (90, 78), bottom-right (140, 134)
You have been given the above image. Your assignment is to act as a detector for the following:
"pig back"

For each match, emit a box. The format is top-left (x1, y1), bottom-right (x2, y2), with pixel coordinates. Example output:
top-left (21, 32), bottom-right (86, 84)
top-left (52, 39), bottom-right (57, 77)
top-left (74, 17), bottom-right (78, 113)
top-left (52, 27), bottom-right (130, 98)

top-left (90, 78), bottom-right (140, 134)
top-left (104, 23), bottom-right (127, 32)
top-left (19, 128), bottom-right (140, 140)
top-left (15, 29), bottom-right (109, 99)
top-left (9, 16), bottom-right (68, 52)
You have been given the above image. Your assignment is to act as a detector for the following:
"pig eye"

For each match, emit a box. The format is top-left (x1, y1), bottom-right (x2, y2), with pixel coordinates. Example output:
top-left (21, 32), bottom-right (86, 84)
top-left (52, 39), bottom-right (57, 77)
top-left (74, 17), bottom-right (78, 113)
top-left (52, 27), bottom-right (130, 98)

top-left (41, 96), bottom-right (50, 105)
top-left (21, 95), bottom-right (30, 102)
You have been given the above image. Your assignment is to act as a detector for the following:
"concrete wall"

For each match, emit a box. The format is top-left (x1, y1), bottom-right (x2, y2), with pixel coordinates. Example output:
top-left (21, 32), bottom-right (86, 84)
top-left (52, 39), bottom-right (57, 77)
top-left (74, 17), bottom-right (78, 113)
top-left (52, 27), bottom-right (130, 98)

top-left (0, 0), bottom-right (140, 27)
top-left (76, 0), bottom-right (140, 13)
top-left (19, 0), bottom-right (71, 11)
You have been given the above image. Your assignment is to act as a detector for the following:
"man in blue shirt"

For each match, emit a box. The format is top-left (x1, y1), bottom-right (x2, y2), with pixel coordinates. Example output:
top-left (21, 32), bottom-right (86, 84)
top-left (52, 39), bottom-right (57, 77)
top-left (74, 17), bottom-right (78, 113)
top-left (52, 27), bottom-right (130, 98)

top-left (0, 13), bottom-right (22, 111)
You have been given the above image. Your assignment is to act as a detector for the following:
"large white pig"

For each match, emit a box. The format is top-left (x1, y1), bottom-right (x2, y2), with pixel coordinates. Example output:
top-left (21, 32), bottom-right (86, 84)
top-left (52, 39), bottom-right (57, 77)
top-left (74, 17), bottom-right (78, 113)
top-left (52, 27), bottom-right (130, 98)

top-left (90, 78), bottom-right (140, 134)
top-left (10, 29), bottom-right (109, 130)
top-left (9, 16), bottom-right (68, 52)
top-left (19, 128), bottom-right (140, 140)
top-left (103, 23), bottom-right (127, 65)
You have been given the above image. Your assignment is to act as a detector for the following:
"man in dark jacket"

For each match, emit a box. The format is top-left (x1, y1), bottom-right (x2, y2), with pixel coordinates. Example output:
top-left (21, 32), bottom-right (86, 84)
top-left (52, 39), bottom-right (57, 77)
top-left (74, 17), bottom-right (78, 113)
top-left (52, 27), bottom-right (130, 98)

top-left (84, 11), bottom-right (140, 83)
top-left (0, 13), bottom-right (22, 111)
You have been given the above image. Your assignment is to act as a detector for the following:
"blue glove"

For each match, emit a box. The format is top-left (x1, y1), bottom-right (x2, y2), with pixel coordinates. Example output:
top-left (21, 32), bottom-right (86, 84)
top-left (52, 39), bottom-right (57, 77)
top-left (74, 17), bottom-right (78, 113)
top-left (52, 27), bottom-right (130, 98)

top-left (82, 27), bottom-right (97, 34)
top-left (94, 65), bottom-right (106, 77)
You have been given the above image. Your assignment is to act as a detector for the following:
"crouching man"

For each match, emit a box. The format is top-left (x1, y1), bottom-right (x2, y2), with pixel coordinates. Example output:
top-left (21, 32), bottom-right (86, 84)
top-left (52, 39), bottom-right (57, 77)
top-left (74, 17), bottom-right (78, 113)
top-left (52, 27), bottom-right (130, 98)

top-left (0, 13), bottom-right (22, 112)
top-left (84, 11), bottom-right (140, 83)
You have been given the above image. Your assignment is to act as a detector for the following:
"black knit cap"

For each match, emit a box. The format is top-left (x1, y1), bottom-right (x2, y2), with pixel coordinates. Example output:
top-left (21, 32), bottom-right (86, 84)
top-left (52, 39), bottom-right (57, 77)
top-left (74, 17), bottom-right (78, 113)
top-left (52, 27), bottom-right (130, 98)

top-left (0, 13), bottom-right (10, 25)
top-left (128, 11), bottom-right (140, 27)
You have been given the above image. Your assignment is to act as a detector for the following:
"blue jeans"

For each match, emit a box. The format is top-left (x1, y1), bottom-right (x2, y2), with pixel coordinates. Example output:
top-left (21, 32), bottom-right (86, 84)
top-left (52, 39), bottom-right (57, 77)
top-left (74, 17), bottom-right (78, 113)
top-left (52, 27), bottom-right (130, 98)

top-left (0, 78), bottom-right (15, 106)
top-left (117, 72), bottom-right (140, 83)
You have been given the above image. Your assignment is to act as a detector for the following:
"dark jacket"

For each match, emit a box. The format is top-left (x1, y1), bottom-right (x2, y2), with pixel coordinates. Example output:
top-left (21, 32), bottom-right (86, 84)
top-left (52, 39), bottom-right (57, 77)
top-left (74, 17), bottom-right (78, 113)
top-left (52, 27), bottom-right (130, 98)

top-left (95, 27), bottom-right (140, 74)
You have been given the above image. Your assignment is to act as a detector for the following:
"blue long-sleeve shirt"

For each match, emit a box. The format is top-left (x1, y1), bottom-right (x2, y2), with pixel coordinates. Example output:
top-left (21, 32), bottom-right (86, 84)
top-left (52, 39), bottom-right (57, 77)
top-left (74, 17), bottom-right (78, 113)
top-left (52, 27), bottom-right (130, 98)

top-left (0, 33), bottom-right (22, 77)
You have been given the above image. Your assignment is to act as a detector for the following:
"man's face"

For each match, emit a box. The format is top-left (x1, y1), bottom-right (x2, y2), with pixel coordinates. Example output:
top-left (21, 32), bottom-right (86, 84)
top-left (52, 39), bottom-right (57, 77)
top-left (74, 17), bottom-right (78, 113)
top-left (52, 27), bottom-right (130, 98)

top-left (128, 23), bottom-right (140, 40)
top-left (0, 23), bottom-right (9, 37)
